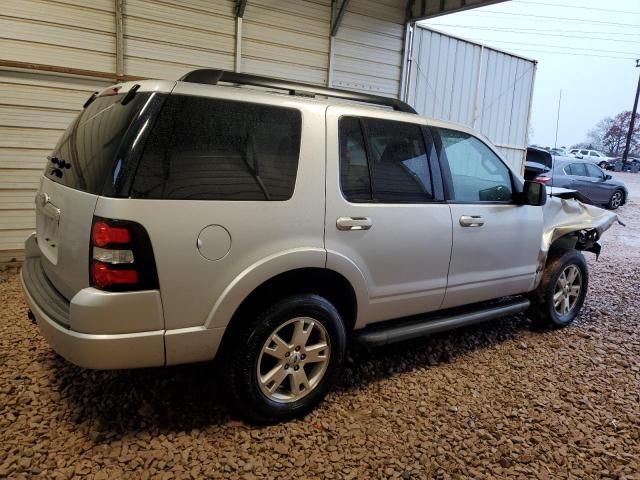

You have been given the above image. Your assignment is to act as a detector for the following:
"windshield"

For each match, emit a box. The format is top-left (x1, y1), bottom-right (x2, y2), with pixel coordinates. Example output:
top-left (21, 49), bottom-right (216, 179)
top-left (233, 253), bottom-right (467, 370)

top-left (45, 92), bottom-right (151, 194)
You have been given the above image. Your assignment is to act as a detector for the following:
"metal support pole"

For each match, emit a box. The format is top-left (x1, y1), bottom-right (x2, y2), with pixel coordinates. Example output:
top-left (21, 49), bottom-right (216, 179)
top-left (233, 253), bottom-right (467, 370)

top-left (622, 60), bottom-right (640, 162)
top-left (554, 89), bottom-right (562, 149)
top-left (115, 0), bottom-right (124, 77)
top-left (235, 17), bottom-right (243, 73)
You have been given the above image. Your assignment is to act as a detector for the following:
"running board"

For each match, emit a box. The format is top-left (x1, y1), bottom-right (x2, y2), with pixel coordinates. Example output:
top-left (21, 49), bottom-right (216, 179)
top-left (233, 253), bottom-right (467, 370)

top-left (355, 297), bottom-right (530, 347)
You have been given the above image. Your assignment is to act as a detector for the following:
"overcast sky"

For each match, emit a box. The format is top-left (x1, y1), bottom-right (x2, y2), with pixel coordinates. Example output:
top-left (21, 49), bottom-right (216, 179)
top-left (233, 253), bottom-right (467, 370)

top-left (420, 0), bottom-right (640, 149)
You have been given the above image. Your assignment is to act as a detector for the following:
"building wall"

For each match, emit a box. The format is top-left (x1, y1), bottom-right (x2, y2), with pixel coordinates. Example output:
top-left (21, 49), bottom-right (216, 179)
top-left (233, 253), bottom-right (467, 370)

top-left (331, 0), bottom-right (406, 97)
top-left (0, 0), bottom-right (409, 261)
top-left (406, 26), bottom-right (536, 172)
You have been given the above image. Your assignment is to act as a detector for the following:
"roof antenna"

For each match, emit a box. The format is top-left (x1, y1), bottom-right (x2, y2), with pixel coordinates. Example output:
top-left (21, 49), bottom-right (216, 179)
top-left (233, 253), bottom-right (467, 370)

top-left (551, 88), bottom-right (562, 193)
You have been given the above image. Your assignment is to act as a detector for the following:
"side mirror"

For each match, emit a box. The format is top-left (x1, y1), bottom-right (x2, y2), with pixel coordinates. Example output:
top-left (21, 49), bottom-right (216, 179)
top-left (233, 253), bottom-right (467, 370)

top-left (575, 154), bottom-right (583, 159)
top-left (605, 174), bottom-right (612, 180)
top-left (518, 180), bottom-right (547, 206)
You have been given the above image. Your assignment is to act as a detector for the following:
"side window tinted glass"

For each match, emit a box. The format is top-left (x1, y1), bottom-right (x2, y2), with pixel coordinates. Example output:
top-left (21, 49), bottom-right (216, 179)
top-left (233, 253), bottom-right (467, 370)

top-left (363, 119), bottom-right (433, 203)
top-left (585, 163), bottom-right (603, 178)
top-left (132, 96), bottom-right (301, 200)
top-left (438, 128), bottom-right (512, 202)
top-left (339, 117), bottom-right (372, 202)
top-left (581, 150), bottom-right (589, 155)
top-left (568, 163), bottom-right (587, 176)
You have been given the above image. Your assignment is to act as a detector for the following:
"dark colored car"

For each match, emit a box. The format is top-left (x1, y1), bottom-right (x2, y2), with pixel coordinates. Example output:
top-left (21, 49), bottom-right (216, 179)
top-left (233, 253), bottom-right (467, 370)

top-left (524, 147), bottom-right (552, 181)
top-left (603, 156), bottom-right (640, 172)
top-left (533, 158), bottom-right (628, 209)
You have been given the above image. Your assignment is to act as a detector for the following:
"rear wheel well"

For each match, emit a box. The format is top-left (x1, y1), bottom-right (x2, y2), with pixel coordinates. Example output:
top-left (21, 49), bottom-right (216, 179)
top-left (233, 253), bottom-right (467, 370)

top-left (221, 268), bottom-right (357, 346)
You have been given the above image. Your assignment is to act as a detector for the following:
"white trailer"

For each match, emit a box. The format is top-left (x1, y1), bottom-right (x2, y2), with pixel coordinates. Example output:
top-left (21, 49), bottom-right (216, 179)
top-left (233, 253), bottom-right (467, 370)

top-left (402, 25), bottom-right (537, 174)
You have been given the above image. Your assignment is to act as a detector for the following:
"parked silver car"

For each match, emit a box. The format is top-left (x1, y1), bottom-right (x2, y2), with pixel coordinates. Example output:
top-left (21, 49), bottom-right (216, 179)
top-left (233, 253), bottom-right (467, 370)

top-left (21, 70), bottom-right (619, 423)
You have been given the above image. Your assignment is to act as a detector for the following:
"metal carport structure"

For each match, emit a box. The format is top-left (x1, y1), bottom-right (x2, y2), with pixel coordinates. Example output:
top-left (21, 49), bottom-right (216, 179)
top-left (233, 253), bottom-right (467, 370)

top-left (0, 0), bottom-right (508, 262)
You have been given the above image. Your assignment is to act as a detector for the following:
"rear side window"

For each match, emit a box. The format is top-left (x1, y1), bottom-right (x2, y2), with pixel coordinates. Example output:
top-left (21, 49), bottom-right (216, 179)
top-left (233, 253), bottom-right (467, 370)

top-left (132, 95), bottom-right (301, 200)
top-left (339, 117), bottom-right (434, 203)
top-left (437, 128), bottom-right (512, 202)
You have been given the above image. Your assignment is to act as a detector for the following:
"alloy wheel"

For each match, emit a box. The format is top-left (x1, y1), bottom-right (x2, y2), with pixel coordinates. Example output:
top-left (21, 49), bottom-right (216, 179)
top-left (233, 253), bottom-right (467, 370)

top-left (553, 264), bottom-right (582, 317)
top-left (257, 317), bottom-right (330, 403)
top-left (610, 191), bottom-right (622, 209)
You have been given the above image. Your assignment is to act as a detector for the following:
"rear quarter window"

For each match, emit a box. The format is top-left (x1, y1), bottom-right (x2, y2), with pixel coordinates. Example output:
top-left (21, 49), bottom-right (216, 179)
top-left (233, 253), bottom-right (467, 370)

top-left (131, 95), bottom-right (302, 201)
top-left (46, 92), bottom-right (152, 194)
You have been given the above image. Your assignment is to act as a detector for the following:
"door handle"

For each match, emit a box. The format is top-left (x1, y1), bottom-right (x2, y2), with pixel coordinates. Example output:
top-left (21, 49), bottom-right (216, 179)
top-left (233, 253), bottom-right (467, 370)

top-left (459, 215), bottom-right (484, 227)
top-left (336, 216), bottom-right (372, 231)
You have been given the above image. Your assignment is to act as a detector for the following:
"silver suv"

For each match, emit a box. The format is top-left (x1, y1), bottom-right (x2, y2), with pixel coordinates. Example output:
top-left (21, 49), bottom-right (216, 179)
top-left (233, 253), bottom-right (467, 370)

top-left (21, 70), bottom-right (616, 423)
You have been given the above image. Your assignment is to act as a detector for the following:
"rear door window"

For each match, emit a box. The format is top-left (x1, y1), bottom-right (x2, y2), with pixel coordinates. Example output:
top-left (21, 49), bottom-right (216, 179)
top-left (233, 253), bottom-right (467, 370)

top-left (567, 163), bottom-right (587, 176)
top-left (339, 117), bottom-right (372, 202)
top-left (132, 95), bottom-right (301, 200)
top-left (363, 119), bottom-right (434, 203)
top-left (338, 117), bottom-right (436, 203)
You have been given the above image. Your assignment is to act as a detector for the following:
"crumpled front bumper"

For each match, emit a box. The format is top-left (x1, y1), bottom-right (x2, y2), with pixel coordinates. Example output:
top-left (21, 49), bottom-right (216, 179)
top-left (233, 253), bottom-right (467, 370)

top-left (542, 191), bottom-right (624, 251)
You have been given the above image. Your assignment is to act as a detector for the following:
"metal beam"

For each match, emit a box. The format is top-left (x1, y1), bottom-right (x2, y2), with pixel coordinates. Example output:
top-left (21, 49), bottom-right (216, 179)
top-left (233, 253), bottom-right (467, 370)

top-left (0, 60), bottom-right (144, 82)
top-left (330, 0), bottom-right (350, 37)
top-left (411, 0), bottom-right (509, 21)
top-left (236, 0), bottom-right (247, 18)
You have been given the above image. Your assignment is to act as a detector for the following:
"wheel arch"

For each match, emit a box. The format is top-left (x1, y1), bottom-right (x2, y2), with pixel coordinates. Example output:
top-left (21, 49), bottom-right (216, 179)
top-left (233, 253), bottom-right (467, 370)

top-left (217, 267), bottom-right (359, 352)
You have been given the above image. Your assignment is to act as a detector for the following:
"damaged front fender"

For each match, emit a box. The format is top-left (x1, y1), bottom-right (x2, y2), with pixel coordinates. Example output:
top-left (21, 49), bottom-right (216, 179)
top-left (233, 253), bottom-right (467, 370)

top-left (533, 190), bottom-right (624, 288)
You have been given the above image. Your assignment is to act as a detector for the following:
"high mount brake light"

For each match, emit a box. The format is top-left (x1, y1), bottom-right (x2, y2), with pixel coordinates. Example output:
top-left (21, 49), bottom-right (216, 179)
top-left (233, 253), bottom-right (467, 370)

top-left (89, 217), bottom-right (158, 292)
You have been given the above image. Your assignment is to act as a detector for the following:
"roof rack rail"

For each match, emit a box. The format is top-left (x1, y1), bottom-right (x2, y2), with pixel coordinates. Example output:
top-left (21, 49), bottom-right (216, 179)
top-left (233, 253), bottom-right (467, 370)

top-left (179, 69), bottom-right (417, 114)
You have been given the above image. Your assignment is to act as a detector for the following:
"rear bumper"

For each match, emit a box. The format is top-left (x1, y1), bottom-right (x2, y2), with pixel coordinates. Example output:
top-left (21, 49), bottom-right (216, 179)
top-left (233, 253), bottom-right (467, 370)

top-left (21, 234), bottom-right (165, 369)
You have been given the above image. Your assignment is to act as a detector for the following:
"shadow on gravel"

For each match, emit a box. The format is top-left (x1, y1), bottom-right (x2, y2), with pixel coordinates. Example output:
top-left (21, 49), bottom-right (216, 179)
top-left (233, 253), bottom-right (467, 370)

top-left (49, 313), bottom-right (534, 438)
top-left (340, 313), bottom-right (534, 392)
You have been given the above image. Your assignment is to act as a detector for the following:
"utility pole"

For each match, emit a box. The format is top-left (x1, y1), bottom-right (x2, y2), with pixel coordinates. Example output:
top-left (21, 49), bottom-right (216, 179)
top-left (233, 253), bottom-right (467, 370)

top-left (622, 59), bottom-right (640, 162)
top-left (554, 89), bottom-right (562, 148)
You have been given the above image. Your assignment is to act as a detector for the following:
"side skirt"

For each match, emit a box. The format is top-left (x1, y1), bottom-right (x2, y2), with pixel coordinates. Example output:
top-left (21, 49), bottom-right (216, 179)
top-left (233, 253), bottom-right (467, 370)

top-left (354, 297), bottom-right (530, 347)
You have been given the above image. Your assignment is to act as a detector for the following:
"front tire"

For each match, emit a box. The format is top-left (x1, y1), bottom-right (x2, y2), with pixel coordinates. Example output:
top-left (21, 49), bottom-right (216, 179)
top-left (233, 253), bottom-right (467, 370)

top-left (608, 190), bottom-right (624, 210)
top-left (224, 294), bottom-right (346, 424)
top-left (528, 249), bottom-right (588, 328)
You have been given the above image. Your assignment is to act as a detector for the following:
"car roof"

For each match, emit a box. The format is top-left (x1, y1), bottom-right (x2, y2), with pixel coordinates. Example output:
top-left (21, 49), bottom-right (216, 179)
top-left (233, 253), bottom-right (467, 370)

top-left (111, 79), bottom-right (493, 140)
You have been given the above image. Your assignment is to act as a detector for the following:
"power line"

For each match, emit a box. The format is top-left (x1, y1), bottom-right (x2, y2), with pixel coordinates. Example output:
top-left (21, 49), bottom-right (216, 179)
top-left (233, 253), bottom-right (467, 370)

top-left (469, 38), bottom-right (639, 56)
top-left (430, 24), bottom-right (640, 44)
top-left (499, 48), bottom-right (637, 61)
top-left (513, 0), bottom-right (640, 16)
top-left (472, 11), bottom-right (640, 28)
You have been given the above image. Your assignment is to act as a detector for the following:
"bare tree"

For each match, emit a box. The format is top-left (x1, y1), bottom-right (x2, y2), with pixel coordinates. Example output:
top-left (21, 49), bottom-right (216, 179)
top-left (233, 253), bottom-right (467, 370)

top-left (582, 111), bottom-right (640, 156)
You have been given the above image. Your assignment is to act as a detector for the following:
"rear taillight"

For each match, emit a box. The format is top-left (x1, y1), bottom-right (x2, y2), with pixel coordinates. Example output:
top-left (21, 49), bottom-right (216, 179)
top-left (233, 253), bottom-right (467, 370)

top-left (534, 175), bottom-right (552, 185)
top-left (91, 222), bottom-right (131, 247)
top-left (89, 217), bottom-right (158, 291)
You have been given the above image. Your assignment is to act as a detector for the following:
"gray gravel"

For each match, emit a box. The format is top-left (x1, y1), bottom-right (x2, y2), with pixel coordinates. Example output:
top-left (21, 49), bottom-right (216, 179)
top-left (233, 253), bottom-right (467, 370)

top-left (1, 174), bottom-right (639, 479)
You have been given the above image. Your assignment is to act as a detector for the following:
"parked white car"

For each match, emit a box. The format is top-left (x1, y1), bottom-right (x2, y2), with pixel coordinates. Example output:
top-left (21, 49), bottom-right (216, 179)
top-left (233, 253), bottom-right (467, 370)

top-left (568, 149), bottom-right (611, 168)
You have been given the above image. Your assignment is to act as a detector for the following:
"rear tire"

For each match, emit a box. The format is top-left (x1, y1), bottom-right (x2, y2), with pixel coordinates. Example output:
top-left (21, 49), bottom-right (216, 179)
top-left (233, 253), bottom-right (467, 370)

top-left (608, 190), bottom-right (624, 210)
top-left (223, 294), bottom-right (346, 424)
top-left (528, 249), bottom-right (588, 328)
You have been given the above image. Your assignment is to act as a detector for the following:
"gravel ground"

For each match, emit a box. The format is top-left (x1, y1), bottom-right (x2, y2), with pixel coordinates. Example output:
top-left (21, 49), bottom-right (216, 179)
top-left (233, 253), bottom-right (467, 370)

top-left (1, 174), bottom-right (639, 479)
